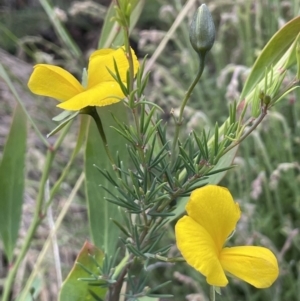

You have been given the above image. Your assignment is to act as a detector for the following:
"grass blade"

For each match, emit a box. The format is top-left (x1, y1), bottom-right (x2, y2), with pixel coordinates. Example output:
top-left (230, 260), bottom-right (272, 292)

top-left (0, 104), bottom-right (27, 261)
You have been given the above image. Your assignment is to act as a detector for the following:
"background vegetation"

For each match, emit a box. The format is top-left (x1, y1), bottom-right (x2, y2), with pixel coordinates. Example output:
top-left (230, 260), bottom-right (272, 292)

top-left (0, 0), bottom-right (299, 300)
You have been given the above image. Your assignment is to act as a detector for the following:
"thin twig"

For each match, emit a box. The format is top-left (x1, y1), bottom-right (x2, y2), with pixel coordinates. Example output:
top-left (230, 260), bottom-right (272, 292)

top-left (223, 104), bottom-right (268, 155)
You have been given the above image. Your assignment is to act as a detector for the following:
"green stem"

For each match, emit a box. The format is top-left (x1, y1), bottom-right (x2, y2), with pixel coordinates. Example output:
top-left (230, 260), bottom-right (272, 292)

top-left (45, 116), bottom-right (87, 211)
top-left (2, 149), bottom-right (55, 301)
top-left (124, 28), bottom-right (134, 93)
top-left (107, 253), bottom-right (134, 301)
top-left (145, 253), bottom-right (185, 263)
top-left (52, 118), bottom-right (73, 152)
top-left (84, 106), bottom-right (115, 165)
top-left (124, 27), bottom-right (146, 162)
top-left (123, 27), bottom-right (143, 150)
top-left (210, 286), bottom-right (216, 301)
top-left (133, 107), bottom-right (141, 139)
top-left (223, 104), bottom-right (268, 155)
top-left (170, 52), bottom-right (206, 166)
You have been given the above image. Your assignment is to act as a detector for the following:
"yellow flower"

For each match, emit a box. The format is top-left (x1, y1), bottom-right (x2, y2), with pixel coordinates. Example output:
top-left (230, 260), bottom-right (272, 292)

top-left (28, 47), bottom-right (139, 111)
top-left (175, 185), bottom-right (279, 288)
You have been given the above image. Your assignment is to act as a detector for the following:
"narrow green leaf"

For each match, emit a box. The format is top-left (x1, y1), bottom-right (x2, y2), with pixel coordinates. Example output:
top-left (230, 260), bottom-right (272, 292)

top-left (169, 147), bottom-right (238, 221)
top-left (240, 16), bottom-right (300, 99)
top-left (0, 63), bottom-right (48, 147)
top-left (59, 241), bottom-right (106, 301)
top-left (138, 295), bottom-right (159, 300)
top-left (47, 111), bottom-right (79, 137)
top-left (85, 103), bottom-right (129, 254)
top-left (98, 3), bottom-right (120, 48)
top-left (297, 42), bottom-right (300, 79)
top-left (15, 276), bottom-right (43, 301)
top-left (0, 104), bottom-right (27, 261)
top-left (214, 122), bottom-right (219, 157)
top-left (98, 0), bottom-right (145, 48)
top-left (38, 0), bottom-right (81, 59)
top-left (85, 120), bottom-right (119, 253)
top-left (274, 86), bottom-right (300, 104)
top-left (52, 110), bottom-right (74, 122)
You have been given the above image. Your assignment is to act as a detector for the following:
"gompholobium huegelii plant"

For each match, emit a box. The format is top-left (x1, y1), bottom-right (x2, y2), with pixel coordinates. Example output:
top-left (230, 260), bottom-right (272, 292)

top-left (2, 1), bottom-right (300, 300)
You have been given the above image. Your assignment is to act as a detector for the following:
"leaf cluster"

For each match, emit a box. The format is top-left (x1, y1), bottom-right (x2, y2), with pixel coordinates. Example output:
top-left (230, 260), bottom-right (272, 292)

top-left (94, 69), bottom-right (241, 264)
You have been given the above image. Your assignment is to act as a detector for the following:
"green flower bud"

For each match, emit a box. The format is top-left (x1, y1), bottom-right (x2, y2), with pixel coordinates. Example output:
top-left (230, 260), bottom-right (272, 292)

top-left (263, 94), bottom-right (271, 105)
top-left (189, 4), bottom-right (215, 55)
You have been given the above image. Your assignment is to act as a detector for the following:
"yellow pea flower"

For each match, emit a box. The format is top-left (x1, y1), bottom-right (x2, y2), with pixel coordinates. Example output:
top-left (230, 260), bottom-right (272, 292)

top-left (28, 47), bottom-right (139, 111)
top-left (175, 185), bottom-right (279, 288)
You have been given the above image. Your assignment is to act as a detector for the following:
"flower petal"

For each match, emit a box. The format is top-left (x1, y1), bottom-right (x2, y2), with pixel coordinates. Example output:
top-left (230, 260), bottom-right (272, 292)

top-left (186, 185), bottom-right (241, 251)
top-left (175, 215), bottom-right (228, 287)
top-left (220, 246), bottom-right (279, 288)
top-left (57, 81), bottom-right (125, 110)
top-left (28, 64), bottom-right (84, 101)
top-left (87, 47), bottom-right (139, 88)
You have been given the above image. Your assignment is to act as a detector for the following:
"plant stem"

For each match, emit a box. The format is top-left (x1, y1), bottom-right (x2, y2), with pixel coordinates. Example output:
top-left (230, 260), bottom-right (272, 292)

top-left (45, 116), bottom-right (87, 211)
top-left (145, 253), bottom-right (185, 262)
top-left (123, 27), bottom-right (143, 155)
top-left (170, 52), bottom-right (206, 166)
top-left (223, 104), bottom-right (268, 155)
top-left (124, 28), bottom-right (134, 93)
top-left (84, 106), bottom-right (115, 165)
top-left (210, 286), bottom-right (216, 301)
top-left (107, 255), bottom-right (133, 301)
top-left (52, 119), bottom-right (73, 152)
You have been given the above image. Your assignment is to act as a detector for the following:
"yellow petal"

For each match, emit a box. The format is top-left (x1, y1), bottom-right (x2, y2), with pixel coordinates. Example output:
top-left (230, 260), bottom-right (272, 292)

top-left (28, 64), bottom-right (84, 101)
top-left (220, 246), bottom-right (279, 288)
top-left (186, 185), bottom-right (241, 251)
top-left (57, 81), bottom-right (125, 110)
top-left (175, 216), bottom-right (228, 287)
top-left (87, 47), bottom-right (139, 88)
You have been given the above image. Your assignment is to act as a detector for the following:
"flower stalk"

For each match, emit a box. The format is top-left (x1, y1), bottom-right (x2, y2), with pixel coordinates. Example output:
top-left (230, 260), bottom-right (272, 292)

top-left (171, 4), bottom-right (215, 166)
top-left (210, 286), bottom-right (215, 301)
top-left (170, 52), bottom-right (206, 166)
top-left (81, 106), bottom-right (115, 165)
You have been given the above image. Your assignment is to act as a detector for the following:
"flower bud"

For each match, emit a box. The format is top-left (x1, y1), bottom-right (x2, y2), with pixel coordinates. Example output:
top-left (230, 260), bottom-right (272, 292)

top-left (189, 4), bottom-right (215, 55)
